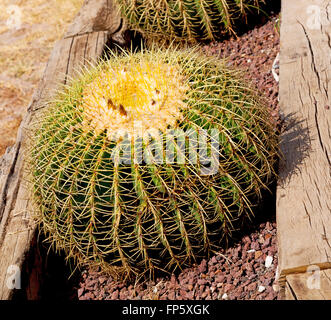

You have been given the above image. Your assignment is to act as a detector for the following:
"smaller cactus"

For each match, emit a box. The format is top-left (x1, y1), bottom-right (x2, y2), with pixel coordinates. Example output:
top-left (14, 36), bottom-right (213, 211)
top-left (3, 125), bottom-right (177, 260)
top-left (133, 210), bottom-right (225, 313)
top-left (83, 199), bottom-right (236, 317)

top-left (116, 0), bottom-right (265, 42)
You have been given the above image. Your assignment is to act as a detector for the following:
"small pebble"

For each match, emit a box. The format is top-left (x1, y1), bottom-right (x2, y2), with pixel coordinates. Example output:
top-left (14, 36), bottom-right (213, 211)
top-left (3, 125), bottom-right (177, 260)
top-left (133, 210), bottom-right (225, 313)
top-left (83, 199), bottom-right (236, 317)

top-left (272, 283), bottom-right (280, 292)
top-left (221, 293), bottom-right (228, 300)
top-left (265, 255), bottom-right (273, 268)
top-left (78, 287), bottom-right (84, 298)
top-left (258, 286), bottom-right (266, 293)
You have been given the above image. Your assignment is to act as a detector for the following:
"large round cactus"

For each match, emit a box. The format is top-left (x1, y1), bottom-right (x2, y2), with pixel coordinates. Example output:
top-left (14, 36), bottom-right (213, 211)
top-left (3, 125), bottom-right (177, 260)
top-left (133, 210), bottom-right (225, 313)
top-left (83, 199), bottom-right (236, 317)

top-left (30, 47), bottom-right (278, 279)
top-left (116, 0), bottom-right (265, 41)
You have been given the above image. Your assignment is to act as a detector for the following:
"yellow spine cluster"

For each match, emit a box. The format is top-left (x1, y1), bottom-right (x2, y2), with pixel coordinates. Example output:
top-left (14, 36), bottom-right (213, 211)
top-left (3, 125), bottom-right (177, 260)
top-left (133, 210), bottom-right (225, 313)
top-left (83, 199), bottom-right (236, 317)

top-left (81, 60), bottom-right (189, 141)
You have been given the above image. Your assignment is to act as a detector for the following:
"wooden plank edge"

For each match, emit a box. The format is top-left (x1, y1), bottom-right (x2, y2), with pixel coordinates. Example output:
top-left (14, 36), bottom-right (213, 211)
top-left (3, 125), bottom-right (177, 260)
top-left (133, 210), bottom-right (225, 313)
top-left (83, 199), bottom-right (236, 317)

top-left (278, 265), bottom-right (331, 300)
top-left (281, 268), bottom-right (331, 300)
top-left (0, 0), bottom-right (125, 300)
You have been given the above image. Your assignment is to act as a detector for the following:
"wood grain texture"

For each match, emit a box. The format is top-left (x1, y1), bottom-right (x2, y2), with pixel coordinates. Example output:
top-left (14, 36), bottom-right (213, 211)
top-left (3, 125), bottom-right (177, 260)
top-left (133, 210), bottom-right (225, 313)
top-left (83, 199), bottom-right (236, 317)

top-left (285, 269), bottom-right (331, 300)
top-left (277, 0), bottom-right (331, 298)
top-left (0, 0), bottom-right (123, 300)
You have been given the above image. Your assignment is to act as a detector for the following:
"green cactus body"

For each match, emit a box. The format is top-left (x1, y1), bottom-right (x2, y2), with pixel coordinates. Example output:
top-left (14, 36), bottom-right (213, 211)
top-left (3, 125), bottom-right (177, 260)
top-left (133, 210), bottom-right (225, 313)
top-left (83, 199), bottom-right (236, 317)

top-left (31, 47), bottom-right (277, 279)
top-left (116, 0), bottom-right (264, 41)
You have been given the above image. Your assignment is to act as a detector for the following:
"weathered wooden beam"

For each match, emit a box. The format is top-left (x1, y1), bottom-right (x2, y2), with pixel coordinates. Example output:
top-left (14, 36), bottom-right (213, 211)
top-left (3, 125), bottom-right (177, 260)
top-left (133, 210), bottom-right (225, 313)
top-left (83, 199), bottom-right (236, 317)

top-left (277, 0), bottom-right (331, 299)
top-left (0, 0), bottom-right (124, 300)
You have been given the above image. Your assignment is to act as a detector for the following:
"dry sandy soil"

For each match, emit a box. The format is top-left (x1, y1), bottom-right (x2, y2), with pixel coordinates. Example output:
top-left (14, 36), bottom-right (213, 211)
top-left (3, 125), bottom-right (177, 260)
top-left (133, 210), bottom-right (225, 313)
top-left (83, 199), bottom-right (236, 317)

top-left (0, 0), bottom-right (83, 156)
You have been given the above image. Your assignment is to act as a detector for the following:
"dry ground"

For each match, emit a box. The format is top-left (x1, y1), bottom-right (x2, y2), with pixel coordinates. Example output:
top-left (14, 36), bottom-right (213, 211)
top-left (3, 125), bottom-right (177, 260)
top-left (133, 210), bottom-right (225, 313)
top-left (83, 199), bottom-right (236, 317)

top-left (0, 0), bottom-right (83, 156)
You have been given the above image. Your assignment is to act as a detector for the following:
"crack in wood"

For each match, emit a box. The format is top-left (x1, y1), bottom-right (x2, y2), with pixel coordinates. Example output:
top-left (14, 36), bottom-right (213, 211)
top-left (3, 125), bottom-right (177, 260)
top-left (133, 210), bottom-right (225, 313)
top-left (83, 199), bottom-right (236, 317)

top-left (299, 21), bottom-right (322, 90)
top-left (286, 281), bottom-right (298, 300)
top-left (0, 143), bottom-right (20, 225)
top-left (313, 98), bottom-right (331, 167)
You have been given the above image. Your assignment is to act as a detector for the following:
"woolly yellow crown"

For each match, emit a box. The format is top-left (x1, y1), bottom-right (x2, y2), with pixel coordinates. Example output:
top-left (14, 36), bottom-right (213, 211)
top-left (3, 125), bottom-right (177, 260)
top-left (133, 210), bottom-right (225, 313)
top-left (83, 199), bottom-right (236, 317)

top-left (81, 60), bottom-right (189, 141)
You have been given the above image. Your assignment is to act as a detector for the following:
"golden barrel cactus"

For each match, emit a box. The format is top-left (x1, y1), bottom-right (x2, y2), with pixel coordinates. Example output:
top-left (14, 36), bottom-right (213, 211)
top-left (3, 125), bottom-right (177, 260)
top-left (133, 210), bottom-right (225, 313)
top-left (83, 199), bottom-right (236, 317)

top-left (30, 47), bottom-right (278, 279)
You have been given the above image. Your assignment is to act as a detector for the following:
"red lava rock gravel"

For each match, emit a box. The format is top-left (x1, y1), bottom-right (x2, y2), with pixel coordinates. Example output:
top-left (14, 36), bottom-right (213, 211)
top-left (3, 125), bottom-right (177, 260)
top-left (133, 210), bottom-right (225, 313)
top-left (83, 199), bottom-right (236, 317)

top-left (202, 16), bottom-right (280, 126)
top-left (75, 16), bottom-right (281, 301)
top-left (77, 222), bottom-right (279, 300)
